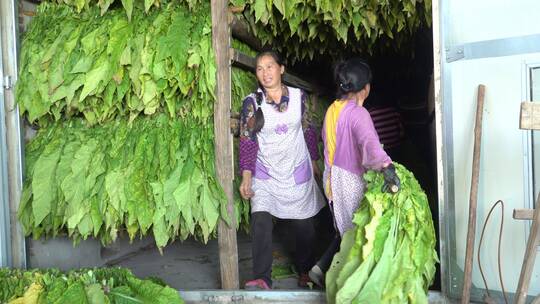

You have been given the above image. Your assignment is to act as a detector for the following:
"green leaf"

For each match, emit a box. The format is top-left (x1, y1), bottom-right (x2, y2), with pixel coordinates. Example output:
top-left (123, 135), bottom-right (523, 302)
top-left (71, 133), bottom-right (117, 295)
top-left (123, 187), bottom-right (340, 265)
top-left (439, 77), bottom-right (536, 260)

top-left (353, 216), bottom-right (397, 304)
top-left (54, 281), bottom-right (88, 304)
top-left (253, 0), bottom-right (269, 23)
top-left (45, 279), bottom-right (68, 303)
top-left (141, 78), bottom-right (159, 115)
top-left (187, 52), bottom-right (200, 69)
top-left (199, 183), bottom-right (219, 242)
top-left (109, 286), bottom-right (139, 304)
top-left (99, 0), bottom-right (115, 16)
top-left (42, 24), bottom-right (74, 65)
top-left (127, 277), bottom-right (184, 304)
top-left (105, 170), bottom-right (127, 213)
top-left (85, 283), bottom-right (108, 304)
top-left (336, 253), bottom-right (375, 304)
top-left (163, 162), bottom-right (183, 228)
top-left (273, 0), bottom-right (286, 16)
top-left (151, 182), bottom-right (169, 249)
top-left (366, 10), bottom-right (378, 28)
top-left (156, 9), bottom-right (192, 75)
top-left (71, 57), bottom-right (93, 74)
top-left (144, 0), bottom-right (154, 13)
top-left (326, 229), bottom-right (356, 304)
top-left (74, 0), bottom-right (86, 13)
top-left (31, 136), bottom-right (63, 225)
top-left (62, 139), bottom-right (98, 230)
top-left (120, 0), bottom-right (134, 21)
top-left (80, 54), bottom-right (111, 101)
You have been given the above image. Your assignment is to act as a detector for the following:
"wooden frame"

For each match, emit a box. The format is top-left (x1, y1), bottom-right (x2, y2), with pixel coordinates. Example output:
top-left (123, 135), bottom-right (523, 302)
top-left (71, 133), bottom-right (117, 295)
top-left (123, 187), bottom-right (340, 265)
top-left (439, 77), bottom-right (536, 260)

top-left (212, 3), bottom-right (319, 289)
top-left (211, 0), bottom-right (239, 289)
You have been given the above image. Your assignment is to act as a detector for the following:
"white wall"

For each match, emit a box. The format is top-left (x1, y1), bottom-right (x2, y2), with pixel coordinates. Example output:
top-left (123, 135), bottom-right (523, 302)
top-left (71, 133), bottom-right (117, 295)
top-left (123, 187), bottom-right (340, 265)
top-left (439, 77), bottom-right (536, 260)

top-left (449, 53), bottom-right (540, 296)
top-left (440, 0), bottom-right (540, 298)
top-left (446, 0), bottom-right (540, 45)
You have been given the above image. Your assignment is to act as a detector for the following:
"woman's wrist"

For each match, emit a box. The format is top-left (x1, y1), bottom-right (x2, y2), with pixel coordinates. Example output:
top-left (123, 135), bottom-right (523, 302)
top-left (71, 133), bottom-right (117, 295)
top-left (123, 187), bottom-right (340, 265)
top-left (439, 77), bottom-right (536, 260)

top-left (382, 161), bottom-right (392, 168)
top-left (242, 170), bottom-right (253, 178)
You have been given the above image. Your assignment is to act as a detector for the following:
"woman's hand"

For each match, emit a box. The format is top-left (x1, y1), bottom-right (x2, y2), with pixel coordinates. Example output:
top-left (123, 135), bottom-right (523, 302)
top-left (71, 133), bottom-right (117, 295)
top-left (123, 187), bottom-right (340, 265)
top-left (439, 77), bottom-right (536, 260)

top-left (240, 170), bottom-right (255, 199)
top-left (382, 163), bottom-right (400, 193)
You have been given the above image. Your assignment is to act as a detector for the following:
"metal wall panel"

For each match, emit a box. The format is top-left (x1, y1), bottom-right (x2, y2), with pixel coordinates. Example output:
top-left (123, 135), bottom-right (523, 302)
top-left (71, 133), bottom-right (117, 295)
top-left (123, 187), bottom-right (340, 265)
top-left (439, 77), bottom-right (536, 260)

top-left (0, 32), bottom-right (12, 268)
top-left (1, 0), bottom-right (26, 268)
top-left (439, 0), bottom-right (540, 300)
top-left (446, 0), bottom-right (540, 46)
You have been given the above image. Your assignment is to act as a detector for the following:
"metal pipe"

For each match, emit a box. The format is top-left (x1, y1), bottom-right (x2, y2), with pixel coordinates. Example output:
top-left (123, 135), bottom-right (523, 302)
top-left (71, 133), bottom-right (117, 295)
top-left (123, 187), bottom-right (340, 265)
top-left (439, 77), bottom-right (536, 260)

top-left (1, 0), bottom-right (27, 269)
top-left (0, 29), bottom-right (12, 268)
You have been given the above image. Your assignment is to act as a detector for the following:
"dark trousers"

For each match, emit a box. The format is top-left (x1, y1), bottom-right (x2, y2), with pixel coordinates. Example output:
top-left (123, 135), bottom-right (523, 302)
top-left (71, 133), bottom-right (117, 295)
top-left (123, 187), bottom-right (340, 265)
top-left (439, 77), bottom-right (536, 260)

top-left (315, 201), bottom-right (341, 272)
top-left (317, 234), bottom-right (341, 272)
top-left (251, 211), bottom-right (316, 286)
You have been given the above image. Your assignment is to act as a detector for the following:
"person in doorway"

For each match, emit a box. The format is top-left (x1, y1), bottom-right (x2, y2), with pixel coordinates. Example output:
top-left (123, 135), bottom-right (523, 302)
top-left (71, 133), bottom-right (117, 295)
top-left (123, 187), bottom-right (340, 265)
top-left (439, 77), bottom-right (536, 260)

top-left (238, 50), bottom-right (325, 290)
top-left (365, 93), bottom-right (405, 159)
top-left (308, 58), bottom-right (401, 287)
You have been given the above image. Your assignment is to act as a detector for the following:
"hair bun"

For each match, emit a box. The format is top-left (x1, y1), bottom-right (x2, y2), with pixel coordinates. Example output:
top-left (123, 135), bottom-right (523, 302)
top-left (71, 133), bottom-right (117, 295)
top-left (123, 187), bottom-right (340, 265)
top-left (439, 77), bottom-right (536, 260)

top-left (340, 82), bottom-right (353, 91)
top-left (334, 58), bottom-right (372, 97)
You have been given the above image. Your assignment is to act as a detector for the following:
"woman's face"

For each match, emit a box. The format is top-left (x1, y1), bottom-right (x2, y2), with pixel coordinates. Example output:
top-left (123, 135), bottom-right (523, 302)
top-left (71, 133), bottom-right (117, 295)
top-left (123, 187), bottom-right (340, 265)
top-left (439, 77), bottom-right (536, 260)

top-left (256, 55), bottom-right (284, 90)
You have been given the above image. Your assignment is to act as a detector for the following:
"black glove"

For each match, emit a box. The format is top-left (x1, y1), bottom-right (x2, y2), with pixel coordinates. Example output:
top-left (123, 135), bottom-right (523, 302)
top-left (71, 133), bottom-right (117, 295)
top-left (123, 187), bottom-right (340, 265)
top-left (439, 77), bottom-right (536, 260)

top-left (382, 164), bottom-right (400, 193)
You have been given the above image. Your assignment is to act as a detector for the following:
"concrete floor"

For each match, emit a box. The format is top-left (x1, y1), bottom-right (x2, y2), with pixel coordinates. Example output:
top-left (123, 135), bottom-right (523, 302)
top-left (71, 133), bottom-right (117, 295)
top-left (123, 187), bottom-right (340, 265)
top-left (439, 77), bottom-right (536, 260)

top-left (107, 232), bottom-right (303, 290)
top-left (27, 228), bottom-right (323, 291)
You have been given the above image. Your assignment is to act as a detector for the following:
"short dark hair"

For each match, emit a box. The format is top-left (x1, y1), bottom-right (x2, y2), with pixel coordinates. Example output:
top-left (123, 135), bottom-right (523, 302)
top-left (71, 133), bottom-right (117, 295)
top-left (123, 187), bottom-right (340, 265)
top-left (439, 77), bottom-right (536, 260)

top-left (255, 50), bottom-right (284, 67)
top-left (334, 58), bottom-right (372, 97)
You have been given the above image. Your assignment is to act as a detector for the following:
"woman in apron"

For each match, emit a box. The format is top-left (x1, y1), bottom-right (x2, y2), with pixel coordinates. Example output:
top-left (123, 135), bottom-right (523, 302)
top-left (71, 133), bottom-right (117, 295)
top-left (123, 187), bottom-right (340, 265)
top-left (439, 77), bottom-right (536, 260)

top-left (308, 58), bottom-right (401, 287)
top-left (239, 51), bottom-right (325, 290)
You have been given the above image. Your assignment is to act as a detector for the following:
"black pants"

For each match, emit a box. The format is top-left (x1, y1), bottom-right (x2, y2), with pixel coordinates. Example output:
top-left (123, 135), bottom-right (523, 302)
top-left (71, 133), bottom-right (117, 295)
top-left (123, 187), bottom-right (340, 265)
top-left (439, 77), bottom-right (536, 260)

top-left (251, 211), bottom-right (316, 287)
top-left (316, 201), bottom-right (342, 272)
top-left (316, 234), bottom-right (341, 272)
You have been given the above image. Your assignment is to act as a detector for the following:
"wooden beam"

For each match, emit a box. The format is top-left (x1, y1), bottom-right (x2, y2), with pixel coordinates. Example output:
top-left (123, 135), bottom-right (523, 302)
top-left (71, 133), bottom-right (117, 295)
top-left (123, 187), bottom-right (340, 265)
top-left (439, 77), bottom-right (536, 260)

top-left (514, 209), bottom-right (535, 220)
top-left (230, 48), bottom-right (317, 93)
top-left (211, 0), bottom-right (239, 290)
top-left (230, 14), bottom-right (263, 52)
top-left (230, 48), bottom-right (255, 71)
top-left (515, 202), bottom-right (540, 303)
top-left (228, 6), bottom-right (244, 14)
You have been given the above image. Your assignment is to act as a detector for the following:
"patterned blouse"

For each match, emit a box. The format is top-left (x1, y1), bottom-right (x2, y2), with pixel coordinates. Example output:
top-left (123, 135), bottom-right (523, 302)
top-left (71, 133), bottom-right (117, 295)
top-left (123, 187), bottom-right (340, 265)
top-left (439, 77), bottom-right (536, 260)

top-left (239, 86), bottom-right (320, 174)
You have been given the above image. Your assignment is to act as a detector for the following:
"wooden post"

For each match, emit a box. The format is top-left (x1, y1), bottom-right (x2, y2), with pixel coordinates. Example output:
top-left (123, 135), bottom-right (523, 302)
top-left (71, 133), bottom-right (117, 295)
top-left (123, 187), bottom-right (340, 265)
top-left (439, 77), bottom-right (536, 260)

top-left (461, 84), bottom-right (486, 304)
top-left (211, 0), bottom-right (240, 290)
top-left (514, 101), bottom-right (540, 304)
top-left (515, 196), bottom-right (540, 304)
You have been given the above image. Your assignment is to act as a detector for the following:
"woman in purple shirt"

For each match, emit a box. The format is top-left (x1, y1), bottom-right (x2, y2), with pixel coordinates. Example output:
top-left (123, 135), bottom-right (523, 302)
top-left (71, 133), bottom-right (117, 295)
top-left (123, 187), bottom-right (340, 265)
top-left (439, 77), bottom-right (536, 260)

top-left (309, 58), bottom-right (401, 287)
top-left (239, 51), bottom-right (325, 290)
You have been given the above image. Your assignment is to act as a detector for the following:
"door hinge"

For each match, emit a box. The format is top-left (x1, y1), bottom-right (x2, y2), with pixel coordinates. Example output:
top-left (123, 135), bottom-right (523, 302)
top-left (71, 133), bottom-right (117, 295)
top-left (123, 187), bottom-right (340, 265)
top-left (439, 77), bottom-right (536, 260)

top-left (3, 76), bottom-right (13, 90)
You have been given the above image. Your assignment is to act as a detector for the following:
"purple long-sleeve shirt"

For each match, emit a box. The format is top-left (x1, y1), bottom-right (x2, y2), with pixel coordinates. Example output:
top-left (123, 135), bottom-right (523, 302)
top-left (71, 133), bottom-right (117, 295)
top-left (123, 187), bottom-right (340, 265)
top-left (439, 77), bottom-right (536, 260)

top-left (239, 88), bottom-right (320, 174)
top-left (322, 100), bottom-right (391, 176)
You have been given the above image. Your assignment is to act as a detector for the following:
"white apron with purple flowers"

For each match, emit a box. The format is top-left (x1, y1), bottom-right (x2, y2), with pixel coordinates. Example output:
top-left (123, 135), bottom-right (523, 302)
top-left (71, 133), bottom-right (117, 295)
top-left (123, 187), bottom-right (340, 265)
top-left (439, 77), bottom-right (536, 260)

top-left (251, 86), bottom-right (324, 219)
